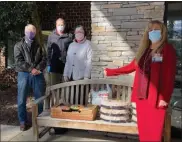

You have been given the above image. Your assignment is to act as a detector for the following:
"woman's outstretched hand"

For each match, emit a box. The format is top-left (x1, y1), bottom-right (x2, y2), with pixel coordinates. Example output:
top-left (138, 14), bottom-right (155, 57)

top-left (103, 67), bottom-right (107, 77)
top-left (158, 100), bottom-right (168, 107)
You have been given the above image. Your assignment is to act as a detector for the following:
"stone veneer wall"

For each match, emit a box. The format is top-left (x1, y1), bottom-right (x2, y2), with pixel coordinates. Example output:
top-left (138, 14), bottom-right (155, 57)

top-left (91, 1), bottom-right (165, 79)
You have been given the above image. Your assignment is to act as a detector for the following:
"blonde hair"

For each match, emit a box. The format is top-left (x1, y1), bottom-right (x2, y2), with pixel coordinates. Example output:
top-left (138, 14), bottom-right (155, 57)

top-left (135, 20), bottom-right (168, 64)
top-left (24, 24), bottom-right (36, 33)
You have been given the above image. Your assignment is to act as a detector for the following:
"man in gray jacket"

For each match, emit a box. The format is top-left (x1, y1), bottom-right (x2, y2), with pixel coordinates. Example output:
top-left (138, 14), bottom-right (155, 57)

top-left (47, 18), bottom-right (72, 85)
top-left (14, 24), bottom-right (47, 131)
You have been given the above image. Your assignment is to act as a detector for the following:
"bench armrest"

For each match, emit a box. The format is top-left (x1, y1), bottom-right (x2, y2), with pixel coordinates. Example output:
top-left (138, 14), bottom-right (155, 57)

top-left (33, 95), bottom-right (49, 105)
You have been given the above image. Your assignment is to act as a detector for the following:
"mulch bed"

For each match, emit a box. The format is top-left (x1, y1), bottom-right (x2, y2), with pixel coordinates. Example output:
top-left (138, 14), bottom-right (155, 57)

top-left (0, 85), bottom-right (32, 126)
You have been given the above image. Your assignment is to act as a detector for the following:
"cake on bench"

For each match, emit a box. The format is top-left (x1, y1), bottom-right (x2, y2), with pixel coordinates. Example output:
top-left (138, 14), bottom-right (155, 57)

top-left (100, 99), bottom-right (131, 123)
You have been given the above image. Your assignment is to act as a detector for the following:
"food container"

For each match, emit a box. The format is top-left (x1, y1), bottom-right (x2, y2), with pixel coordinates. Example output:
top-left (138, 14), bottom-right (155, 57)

top-left (51, 104), bottom-right (98, 121)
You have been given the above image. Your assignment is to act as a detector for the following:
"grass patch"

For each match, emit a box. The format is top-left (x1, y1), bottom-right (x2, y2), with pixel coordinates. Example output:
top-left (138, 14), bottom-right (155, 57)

top-left (0, 84), bottom-right (11, 91)
top-left (42, 30), bottom-right (52, 41)
top-left (42, 30), bottom-right (52, 36)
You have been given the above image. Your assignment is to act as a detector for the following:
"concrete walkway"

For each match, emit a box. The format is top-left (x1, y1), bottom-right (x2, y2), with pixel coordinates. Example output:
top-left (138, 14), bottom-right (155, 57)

top-left (1, 125), bottom-right (21, 141)
top-left (1, 125), bottom-right (138, 142)
top-left (10, 128), bottom-right (138, 142)
top-left (1, 125), bottom-right (181, 142)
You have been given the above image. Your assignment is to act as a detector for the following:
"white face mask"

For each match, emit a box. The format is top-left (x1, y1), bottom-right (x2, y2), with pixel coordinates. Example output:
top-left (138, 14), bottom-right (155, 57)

top-left (75, 33), bottom-right (84, 41)
top-left (57, 25), bottom-right (65, 32)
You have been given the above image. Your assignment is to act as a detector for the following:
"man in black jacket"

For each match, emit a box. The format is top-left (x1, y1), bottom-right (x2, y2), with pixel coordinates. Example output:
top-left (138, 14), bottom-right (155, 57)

top-left (14, 24), bottom-right (47, 131)
top-left (47, 18), bottom-right (72, 85)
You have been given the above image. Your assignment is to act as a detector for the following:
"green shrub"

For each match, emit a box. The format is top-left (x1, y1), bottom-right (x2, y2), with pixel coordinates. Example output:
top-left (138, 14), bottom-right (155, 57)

top-left (0, 84), bottom-right (11, 91)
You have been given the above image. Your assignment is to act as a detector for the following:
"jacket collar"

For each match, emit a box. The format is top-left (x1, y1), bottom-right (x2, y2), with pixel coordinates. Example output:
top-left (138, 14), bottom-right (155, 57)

top-left (52, 29), bottom-right (69, 38)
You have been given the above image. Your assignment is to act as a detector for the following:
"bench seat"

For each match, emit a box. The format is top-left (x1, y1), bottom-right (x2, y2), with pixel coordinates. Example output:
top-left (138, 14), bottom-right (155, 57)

top-left (37, 111), bottom-right (138, 134)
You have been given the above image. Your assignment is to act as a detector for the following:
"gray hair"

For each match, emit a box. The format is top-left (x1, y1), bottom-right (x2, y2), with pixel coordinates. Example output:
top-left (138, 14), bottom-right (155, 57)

top-left (24, 24), bottom-right (36, 33)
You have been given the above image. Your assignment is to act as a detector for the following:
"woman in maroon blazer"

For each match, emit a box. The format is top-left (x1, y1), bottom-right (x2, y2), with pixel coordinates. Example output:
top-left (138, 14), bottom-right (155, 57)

top-left (104, 20), bottom-right (176, 142)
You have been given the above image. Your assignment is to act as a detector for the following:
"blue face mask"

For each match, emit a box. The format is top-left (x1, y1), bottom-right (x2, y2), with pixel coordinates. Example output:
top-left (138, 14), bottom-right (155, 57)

top-left (149, 30), bottom-right (161, 43)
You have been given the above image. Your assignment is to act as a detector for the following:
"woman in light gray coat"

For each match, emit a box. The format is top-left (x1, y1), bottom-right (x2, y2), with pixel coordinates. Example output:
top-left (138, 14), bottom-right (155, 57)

top-left (63, 25), bottom-right (92, 81)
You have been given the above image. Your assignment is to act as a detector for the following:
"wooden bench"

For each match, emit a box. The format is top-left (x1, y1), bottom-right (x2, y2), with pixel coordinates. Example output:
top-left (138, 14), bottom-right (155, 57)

top-left (32, 78), bottom-right (171, 142)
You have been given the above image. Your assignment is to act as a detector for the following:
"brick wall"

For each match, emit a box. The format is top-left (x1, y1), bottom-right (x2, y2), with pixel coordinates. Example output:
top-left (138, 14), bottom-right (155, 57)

top-left (91, 1), bottom-right (165, 79)
top-left (38, 1), bottom-right (91, 39)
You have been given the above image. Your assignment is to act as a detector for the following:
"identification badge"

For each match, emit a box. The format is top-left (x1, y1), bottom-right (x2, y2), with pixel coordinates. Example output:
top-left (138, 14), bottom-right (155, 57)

top-left (152, 53), bottom-right (163, 62)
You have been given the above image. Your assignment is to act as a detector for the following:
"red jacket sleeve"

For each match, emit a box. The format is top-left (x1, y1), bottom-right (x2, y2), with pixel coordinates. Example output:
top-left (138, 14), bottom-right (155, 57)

top-left (158, 44), bottom-right (177, 103)
top-left (106, 59), bottom-right (136, 76)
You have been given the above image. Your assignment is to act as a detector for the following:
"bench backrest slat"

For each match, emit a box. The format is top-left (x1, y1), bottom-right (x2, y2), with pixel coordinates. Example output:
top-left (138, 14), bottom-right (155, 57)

top-left (61, 87), bottom-right (65, 103)
top-left (85, 85), bottom-right (89, 105)
top-left (80, 85), bottom-right (84, 105)
top-left (71, 86), bottom-right (74, 105)
top-left (76, 85), bottom-right (79, 105)
top-left (66, 87), bottom-right (70, 105)
top-left (56, 89), bottom-right (59, 104)
top-left (116, 85), bottom-right (121, 100)
top-left (122, 86), bottom-right (126, 101)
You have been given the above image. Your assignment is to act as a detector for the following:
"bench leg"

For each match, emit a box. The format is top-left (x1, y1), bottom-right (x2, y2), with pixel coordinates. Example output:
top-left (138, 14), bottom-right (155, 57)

top-left (32, 104), bottom-right (39, 141)
top-left (164, 112), bottom-right (171, 142)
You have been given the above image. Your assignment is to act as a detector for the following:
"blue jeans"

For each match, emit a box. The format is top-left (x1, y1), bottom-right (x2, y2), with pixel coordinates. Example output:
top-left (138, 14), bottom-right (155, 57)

top-left (17, 72), bottom-right (46, 125)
